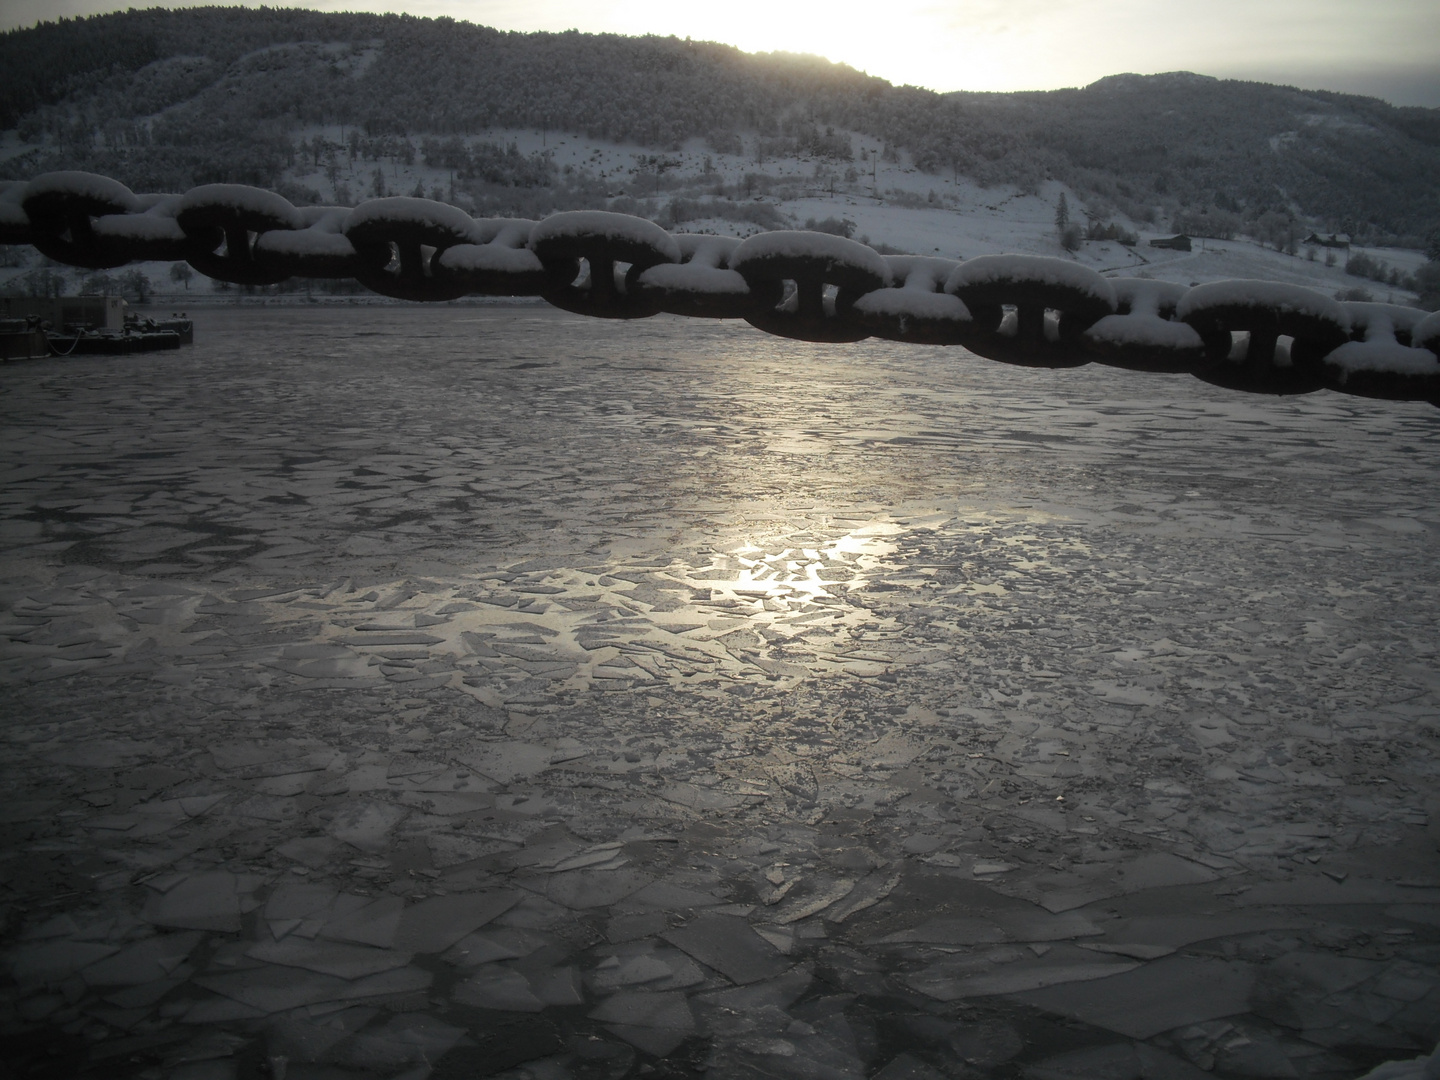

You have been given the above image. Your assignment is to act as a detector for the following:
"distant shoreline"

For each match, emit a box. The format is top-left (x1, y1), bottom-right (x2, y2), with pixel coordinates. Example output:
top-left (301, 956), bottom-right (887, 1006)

top-left (127, 294), bottom-right (553, 310)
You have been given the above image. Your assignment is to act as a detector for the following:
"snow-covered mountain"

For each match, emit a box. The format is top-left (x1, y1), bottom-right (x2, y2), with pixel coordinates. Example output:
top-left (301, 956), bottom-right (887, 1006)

top-left (1, 7), bottom-right (1437, 243)
top-left (1, 8), bottom-right (1436, 305)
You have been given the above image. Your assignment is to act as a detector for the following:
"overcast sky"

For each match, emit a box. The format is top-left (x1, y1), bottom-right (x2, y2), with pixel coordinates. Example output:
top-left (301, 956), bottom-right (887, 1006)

top-left (4, 0), bottom-right (1438, 107)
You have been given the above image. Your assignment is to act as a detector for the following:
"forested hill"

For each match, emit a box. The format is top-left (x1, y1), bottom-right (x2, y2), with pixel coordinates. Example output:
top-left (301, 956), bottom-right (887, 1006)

top-left (2, 7), bottom-right (1437, 243)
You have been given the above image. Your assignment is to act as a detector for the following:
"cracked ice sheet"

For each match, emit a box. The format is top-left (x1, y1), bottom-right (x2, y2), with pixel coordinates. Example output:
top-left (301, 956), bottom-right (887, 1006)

top-left (2, 305), bottom-right (1439, 1076)
top-left (1011, 956), bottom-right (1257, 1040)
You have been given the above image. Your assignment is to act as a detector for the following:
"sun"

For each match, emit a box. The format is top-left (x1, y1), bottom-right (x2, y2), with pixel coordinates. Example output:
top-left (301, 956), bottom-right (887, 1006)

top-left (603, 0), bottom-right (997, 92)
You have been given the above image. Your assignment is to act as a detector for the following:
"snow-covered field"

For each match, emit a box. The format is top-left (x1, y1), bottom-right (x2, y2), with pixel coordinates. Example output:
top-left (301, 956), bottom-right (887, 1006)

top-left (0, 125), bottom-right (1427, 306)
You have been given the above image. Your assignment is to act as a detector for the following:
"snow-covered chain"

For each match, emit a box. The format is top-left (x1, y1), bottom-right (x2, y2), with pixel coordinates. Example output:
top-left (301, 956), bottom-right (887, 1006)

top-left (5, 171), bottom-right (1437, 405)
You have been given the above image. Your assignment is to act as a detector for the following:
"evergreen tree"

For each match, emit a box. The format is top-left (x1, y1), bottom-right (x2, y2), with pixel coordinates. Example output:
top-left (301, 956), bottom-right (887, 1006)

top-left (1055, 192), bottom-right (1070, 231)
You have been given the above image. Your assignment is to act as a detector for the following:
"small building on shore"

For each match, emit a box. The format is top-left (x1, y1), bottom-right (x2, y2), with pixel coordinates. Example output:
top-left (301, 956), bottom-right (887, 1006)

top-left (1149, 234), bottom-right (1193, 251)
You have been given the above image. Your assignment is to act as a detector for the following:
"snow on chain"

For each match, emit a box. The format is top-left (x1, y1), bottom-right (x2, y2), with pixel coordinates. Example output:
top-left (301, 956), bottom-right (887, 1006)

top-left (946, 254), bottom-right (1115, 305)
top-left (1176, 279), bottom-right (1348, 326)
top-left (1085, 278), bottom-right (1198, 352)
top-left (293, 205), bottom-right (351, 228)
top-left (730, 230), bottom-right (890, 282)
top-left (883, 256), bottom-right (960, 291)
top-left (254, 210), bottom-right (358, 259)
top-left (1109, 277), bottom-right (1187, 316)
top-left (92, 202), bottom-right (188, 243)
top-left (1325, 340), bottom-right (1440, 376)
top-left (529, 210), bottom-right (680, 262)
top-left (178, 183), bottom-right (301, 228)
top-left (133, 193), bottom-right (182, 214)
top-left (855, 257), bottom-right (970, 322)
top-left (474, 219), bottom-right (538, 247)
top-left (23, 170), bottom-right (140, 213)
top-left (1325, 304), bottom-right (1438, 376)
top-left (1342, 301), bottom-right (1428, 339)
top-left (852, 289), bottom-right (972, 322)
top-left (344, 196), bottom-right (481, 241)
top-left (636, 263), bottom-right (751, 296)
top-left (1416, 311), bottom-right (1440, 352)
top-left (437, 243), bottom-right (546, 275)
top-left (1084, 313), bottom-right (1205, 350)
top-left (672, 233), bottom-right (741, 267)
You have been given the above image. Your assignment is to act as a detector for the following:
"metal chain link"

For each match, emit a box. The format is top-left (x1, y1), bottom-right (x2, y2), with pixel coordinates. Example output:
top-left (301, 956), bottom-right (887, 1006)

top-left (8, 171), bottom-right (1439, 405)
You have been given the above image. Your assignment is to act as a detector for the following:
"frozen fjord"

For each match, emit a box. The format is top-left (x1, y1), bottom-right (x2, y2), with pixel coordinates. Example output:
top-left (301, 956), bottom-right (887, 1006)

top-left (1, 305), bottom-right (1438, 1079)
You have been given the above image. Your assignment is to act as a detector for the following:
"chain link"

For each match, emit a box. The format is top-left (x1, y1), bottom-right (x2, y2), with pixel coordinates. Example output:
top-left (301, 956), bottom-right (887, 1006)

top-left (530, 210), bottom-right (677, 319)
top-left (7, 171), bottom-right (1438, 406)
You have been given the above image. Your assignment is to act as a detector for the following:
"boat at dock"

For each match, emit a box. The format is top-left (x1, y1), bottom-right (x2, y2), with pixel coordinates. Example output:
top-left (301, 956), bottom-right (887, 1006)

top-left (0, 296), bottom-right (193, 360)
top-left (0, 317), bottom-right (49, 361)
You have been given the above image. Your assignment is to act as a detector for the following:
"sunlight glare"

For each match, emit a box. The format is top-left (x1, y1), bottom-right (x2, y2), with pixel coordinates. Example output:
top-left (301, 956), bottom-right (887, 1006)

top-left (606, 0), bottom-right (1030, 92)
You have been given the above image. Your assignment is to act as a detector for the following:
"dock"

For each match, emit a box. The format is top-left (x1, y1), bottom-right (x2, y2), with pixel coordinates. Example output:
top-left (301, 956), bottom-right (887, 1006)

top-left (0, 296), bottom-right (193, 360)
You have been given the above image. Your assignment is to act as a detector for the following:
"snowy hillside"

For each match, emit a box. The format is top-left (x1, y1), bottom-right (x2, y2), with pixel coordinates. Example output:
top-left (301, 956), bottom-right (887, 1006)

top-left (2, 8), bottom-right (1438, 243)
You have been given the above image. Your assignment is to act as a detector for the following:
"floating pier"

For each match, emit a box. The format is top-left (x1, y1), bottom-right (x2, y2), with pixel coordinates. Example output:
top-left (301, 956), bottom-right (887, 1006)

top-left (0, 296), bottom-right (193, 359)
